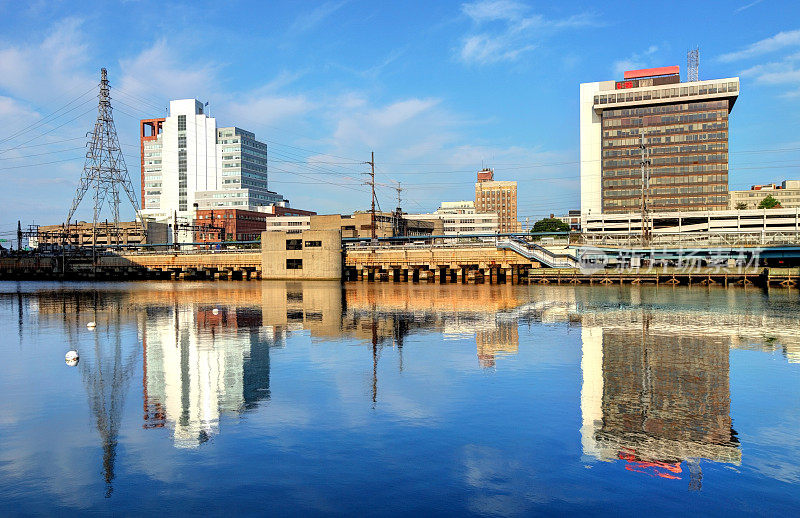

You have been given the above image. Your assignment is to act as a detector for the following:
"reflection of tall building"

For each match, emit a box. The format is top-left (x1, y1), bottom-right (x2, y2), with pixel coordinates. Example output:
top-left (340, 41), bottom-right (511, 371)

top-left (141, 304), bottom-right (274, 448)
top-left (475, 323), bottom-right (519, 368)
top-left (581, 322), bottom-right (740, 487)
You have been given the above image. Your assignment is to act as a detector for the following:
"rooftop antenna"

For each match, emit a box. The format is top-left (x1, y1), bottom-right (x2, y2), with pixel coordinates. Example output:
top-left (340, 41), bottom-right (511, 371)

top-left (687, 47), bottom-right (699, 82)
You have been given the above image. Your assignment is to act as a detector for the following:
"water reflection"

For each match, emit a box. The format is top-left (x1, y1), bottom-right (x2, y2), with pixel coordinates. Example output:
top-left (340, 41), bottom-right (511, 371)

top-left (141, 302), bottom-right (274, 448)
top-left (4, 281), bottom-right (800, 507)
top-left (580, 323), bottom-right (739, 490)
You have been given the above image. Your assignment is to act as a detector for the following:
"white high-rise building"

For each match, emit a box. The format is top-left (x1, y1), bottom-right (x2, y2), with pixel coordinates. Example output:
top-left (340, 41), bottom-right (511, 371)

top-left (139, 99), bottom-right (286, 227)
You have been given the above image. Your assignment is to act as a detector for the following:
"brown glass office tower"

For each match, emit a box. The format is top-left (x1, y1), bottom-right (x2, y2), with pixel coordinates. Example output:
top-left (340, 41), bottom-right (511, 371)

top-left (580, 67), bottom-right (739, 216)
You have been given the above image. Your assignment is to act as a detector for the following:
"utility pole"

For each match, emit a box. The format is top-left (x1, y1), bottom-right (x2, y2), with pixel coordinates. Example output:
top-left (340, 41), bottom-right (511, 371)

top-left (392, 181), bottom-right (403, 238)
top-left (17, 220), bottom-right (21, 251)
top-left (640, 132), bottom-right (651, 245)
top-left (364, 151), bottom-right (377, 243)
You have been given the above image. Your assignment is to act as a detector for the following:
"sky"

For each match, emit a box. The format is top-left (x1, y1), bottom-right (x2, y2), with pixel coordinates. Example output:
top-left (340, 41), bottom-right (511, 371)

top-left (0, 0), bottom-right (799, 228)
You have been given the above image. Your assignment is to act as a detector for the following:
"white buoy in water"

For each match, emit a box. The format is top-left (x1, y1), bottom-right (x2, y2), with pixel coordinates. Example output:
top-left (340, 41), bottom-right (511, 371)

top-left (65, 350), bottom-right (79, 366)
top-left (87, 321), bottom-right (96, 329)
top-left (212, 308), bottom-right (219, 315)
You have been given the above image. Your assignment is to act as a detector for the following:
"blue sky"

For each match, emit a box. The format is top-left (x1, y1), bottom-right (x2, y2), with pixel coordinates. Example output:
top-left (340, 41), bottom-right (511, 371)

top-left (0, 0), bottom-right (799, 227)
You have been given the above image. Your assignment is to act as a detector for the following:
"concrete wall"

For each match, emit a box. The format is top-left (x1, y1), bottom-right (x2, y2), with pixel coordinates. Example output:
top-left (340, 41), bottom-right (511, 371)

top-left (579, 81), bottom-right (603, 223)
top-left (261, 229), bottom-right (342, 280)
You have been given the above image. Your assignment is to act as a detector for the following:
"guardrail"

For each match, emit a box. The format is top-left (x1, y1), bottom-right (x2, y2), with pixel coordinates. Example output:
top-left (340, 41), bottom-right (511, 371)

top-left (496, 239), bottom-right (578, 268)
top-left (578, 231), bottom-right (800, 248)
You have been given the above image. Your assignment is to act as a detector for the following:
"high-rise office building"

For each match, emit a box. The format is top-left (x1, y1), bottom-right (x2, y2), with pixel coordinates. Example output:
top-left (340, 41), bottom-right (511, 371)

top-left (474, 168), bottom-right (519, 232)
top-left (580, 67), bottom-right (739, 218)
top-left (140, 99), bottom-right (287, 225)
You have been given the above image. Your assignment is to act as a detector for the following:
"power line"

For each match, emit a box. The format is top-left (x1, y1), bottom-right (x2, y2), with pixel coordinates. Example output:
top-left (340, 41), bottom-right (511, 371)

top-left (0, 84), bottom-right (96, 146)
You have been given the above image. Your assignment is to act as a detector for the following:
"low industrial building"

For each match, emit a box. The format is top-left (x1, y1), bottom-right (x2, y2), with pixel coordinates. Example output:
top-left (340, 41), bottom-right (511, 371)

top-left (729, 180), bottom-right (800, 210)
top-left (264, 212), bottom-right (440, 238)
top-left (404, 201), bottom-right (499, 234)
top-left (557, 210), bottom-right (582, 231)
top-left (35, 220), bottom-right (169, 248)
top-left (260, 229), bottom-right (342, 280)
top-left (194, 206), bottom-right (317, 242)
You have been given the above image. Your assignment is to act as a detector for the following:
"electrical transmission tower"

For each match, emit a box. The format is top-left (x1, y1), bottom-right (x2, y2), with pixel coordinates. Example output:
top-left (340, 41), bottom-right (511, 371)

top-left (66, 68), bottom-right (142, 237)
top-left (687, 47), bottom-right (699, 82)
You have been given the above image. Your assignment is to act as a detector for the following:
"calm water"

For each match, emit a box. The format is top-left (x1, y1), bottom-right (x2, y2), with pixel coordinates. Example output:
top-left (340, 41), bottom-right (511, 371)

top-left (0, 281), bottom-right (799, 516)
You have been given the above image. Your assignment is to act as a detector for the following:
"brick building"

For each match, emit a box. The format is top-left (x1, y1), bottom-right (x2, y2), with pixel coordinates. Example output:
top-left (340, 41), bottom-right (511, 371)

top-left (194, 207), bottom-right (316, 242)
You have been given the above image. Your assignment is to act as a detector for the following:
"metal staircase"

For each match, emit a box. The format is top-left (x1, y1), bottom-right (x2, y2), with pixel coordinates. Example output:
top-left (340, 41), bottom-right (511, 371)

top-left (497, 238), bottom-right (579, 268)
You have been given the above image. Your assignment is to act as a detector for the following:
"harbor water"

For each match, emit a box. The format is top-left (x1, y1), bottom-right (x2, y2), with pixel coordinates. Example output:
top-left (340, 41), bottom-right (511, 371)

top-left (0, 281), bottom-right (798, 515)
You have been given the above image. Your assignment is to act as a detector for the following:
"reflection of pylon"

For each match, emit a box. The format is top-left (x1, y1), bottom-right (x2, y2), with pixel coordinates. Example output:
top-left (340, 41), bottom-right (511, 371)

top-left (66, 68), bottom-right (141, 232)
top-left (79, 299), bottom-right (138, 498)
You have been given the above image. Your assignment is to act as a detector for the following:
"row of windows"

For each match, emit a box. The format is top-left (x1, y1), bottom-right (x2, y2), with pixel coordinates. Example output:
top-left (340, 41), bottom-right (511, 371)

top-left (604, 174), bottom-right (727, 188)
top-left (603, 110), bottom-right (726, 128)
top-left (604, 195), bottom-right (728, 208)
top-left (604, 100), bottom-right (729, 118)
top-left (266, 220), bottom-right (308, 227)
top-left (603, 142), bottom-right (727, 158)
top-left (603, 142), bottom-right (728, 159)
top-left (604, 153), bottom-right (728, 169)
top-left (603, 163), bottom-right (727, 178)
top-left (603, 132), bottom-right (728, 145)
top-left (603, 123), bottom-right (728, 143)
top-left (595, 82), bottom-right (738, 106)
top-left (605, 184), bottom-right (728, 198)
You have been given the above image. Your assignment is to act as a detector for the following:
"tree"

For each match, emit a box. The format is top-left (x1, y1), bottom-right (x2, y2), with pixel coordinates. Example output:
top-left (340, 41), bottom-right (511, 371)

top-left (531, 217), bottom-right (570, 233)
top-left (734, 201), bottom-right (748, 210)
top-left (758, 195), bottom-right (782, 209)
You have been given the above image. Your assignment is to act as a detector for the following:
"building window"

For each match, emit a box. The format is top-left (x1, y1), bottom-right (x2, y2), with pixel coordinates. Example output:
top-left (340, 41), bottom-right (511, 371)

top-left (178, 115), bottom-right (186, 131)
top-left (286, 239), bottom-right (302, 250)
top-left (286, 259), bottom-right (303, 269)
top-left (304, 240), bottom-right (322, 247)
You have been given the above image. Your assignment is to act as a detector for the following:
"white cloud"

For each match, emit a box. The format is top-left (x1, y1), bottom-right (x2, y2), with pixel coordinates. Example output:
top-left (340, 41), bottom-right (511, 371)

top-left (458, 0), bottom-right (596, 65)
top-left (289, 0), bottom-right (348, 34)
top-left (330, 98), bottom-right (443, 152)
top-left (225, 94), bottom-right (314, 127)
top-left (462, 0), bottom-right (527, 22)
top-left (117, 40), bottom-right (218, 104)
top-left (719, 29), bottom-right (800, 62)
top-left (734, 0), bottom-right (765, 13)
top-left (612, 45), bottom-right (660, 78)
top-left (738, 49), bottom-right (800, 97)
top-left (0, 17), bottom-right (93, 100)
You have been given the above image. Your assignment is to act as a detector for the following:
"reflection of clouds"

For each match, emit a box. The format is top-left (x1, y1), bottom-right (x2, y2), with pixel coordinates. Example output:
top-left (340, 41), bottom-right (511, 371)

top-left (462, 444), bottom-right (546, 516)
top-left (744, 414), bottom-right (800, 484)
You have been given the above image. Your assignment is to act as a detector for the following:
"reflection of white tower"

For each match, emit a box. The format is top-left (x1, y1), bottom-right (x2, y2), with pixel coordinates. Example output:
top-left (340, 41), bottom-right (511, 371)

top-left (141, 305), bottom-right (255, 448)
top-left (580, 326), bottom-right (606, 461)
